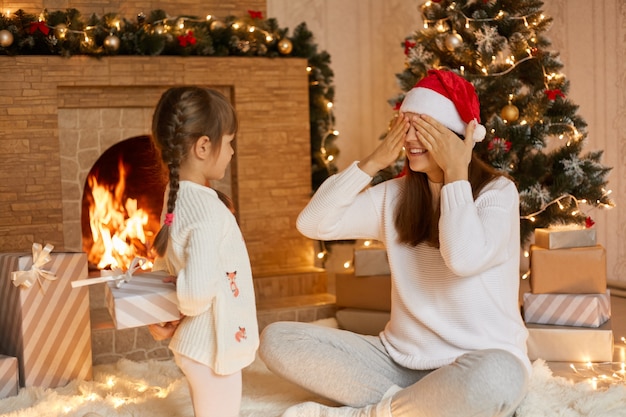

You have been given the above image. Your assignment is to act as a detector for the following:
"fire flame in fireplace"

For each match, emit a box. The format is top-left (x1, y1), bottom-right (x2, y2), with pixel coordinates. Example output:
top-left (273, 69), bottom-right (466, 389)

top-left (86, 159), bottom-right (155, 270)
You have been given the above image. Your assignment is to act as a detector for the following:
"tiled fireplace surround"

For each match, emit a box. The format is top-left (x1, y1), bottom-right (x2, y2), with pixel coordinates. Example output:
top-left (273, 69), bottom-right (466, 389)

top-left (1, 56), bottom-right (335, 364)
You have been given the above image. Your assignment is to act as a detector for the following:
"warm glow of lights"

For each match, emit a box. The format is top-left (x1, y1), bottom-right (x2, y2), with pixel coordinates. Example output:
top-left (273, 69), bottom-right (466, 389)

top-left (333, 130), bottom-right (340, 135)
top-left (111, 397), bottom-right (126, 408)
top-left (326, 102), bottom-right (334, 109)
top-left (317, 251), bottom-right (325, 259)
top-left (343, 261), bottom-right (351, 269)
top-left (87, 159), bottom-right (154, 270)
top-left (327, 155), bottom-right (335, 162)
top-left (206, 14), bottom-right (212, 20)
top-left (523, 250), bottom-right (529, 258)
top-left (364, 240), bottom-right (371, 247)
top-left (107, 377), bottom-right (115, 387)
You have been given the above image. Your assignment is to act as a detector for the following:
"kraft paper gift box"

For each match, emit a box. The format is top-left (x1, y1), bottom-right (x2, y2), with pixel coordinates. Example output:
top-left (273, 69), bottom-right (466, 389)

top-left (534, 227), bottom-right (597, 249)
top-left (354, 242), bottom-right (391, 277)
top-left (105, 270), bottom-right (180, 329)
top-left (526, 320), bottom-right (614, 362)
top-left (0, 244), bottom-right (92, 388)
top-left (335, 272), bottom-right (391, 312)
top-left (523, 290), bottom-right (611, 327)
top-left (0, 355), bottom-right (18, 399)
top-left (529, 244), bottom-right (606, 294)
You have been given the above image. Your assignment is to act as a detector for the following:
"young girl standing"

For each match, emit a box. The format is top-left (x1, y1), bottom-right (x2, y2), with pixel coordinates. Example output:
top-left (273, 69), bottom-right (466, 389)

top-left (150, 86), bottom-right (259, 417)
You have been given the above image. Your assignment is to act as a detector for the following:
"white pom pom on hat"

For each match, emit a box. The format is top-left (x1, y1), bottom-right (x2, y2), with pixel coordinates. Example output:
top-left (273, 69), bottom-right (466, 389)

top-left (399, 69), bottom-right (487, 142)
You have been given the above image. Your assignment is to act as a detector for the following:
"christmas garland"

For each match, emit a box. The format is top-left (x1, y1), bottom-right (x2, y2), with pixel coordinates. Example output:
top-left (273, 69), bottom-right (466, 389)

top-left (0, 8), bottom-right (339, 190)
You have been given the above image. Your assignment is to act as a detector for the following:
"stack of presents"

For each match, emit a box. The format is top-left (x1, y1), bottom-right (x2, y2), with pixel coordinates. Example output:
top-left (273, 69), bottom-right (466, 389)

top-left (524, 226), bottom-right (614, 363)
top-left (0, 243), bottom-right (179, 399)
top-left (335, 228), bottom-right (614, 364)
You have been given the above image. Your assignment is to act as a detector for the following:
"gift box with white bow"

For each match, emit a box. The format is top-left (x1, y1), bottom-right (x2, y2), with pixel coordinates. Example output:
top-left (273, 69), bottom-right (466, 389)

top-left (104, 269), bottom-right (179, 329)
top-left (0, 244), bottom-right (92, 388)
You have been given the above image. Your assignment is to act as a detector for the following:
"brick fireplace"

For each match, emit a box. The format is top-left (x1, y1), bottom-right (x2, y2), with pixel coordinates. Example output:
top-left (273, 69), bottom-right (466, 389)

top-left (1, 56), bottom-right (337, 363)
top-left (1, 54), bottom-right (332, 292)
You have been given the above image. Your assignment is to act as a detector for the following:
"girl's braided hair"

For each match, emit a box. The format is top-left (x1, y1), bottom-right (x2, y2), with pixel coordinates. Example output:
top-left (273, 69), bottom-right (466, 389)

top-left (150, 86), bottom-right (238, 257)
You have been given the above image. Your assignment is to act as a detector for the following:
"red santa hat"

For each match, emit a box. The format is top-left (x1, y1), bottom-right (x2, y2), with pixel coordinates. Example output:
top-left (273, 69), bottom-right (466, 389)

top-left (399, 69), bottom-right (486, 142)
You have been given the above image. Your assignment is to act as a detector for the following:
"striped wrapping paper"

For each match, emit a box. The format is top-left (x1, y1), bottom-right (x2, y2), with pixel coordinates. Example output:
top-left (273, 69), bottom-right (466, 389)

top-left (105, 270), bottom-right (179, 329)
top-left (0, 355), bottom-right (18, 399)
top-left (523, 290), bottom-right (611, 327)
top-left (0, 250), bottom-right (92, 388)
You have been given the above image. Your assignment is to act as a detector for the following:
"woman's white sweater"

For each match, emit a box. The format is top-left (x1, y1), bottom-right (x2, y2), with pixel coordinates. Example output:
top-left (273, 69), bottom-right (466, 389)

top-left (297, 162), bottom-right (531, 374)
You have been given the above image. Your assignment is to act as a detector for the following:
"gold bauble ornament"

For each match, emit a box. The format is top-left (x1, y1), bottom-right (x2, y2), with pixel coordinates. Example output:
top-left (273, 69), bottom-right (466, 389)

top-left (210, 20), bottom-right (226, 31)
top-left (501, 103), bottom-right (519, 122)
top-left (0, 29), bottom-right (13, 47)
top-left (153, 24), bottom-right (165, 35)
top-left (277, 38), bottom-right (293, 55)
top-left (444, 32), bottom-right (463, 51)
top-left (55, 23), bottom-right (68, 39)
top-left (104, 34), bottom-right (120, 51)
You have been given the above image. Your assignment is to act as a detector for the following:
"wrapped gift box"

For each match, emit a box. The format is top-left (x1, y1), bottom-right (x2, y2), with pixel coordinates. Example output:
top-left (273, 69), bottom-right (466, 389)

top-left (534, 227), bottom-right (597, 249)
top-left (523, 290), bottom-right (611, 327)
top-left (0, 355), bottom-right (18, 399)
top-left (526, 320), bottom-right (614, 362)
top-left (354, 242), bottom-right (391, 277)
top-left (0, 245), bottom-right (92, 388)
top-left (335, 272), bottom-right (391, 312)
top-left (529, 244), bottom-right (606, 294)
top-left (105, 270), bottom-right (179, 329)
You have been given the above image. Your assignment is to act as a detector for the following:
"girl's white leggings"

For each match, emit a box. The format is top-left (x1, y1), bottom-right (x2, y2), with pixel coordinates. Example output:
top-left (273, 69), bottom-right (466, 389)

top-left (174, 352), bottom-right (242, 417)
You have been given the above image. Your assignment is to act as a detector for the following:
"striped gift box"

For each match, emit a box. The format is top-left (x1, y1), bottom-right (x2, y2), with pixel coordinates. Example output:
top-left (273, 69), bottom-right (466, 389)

top-left (0, 249), bottom-right (92, 388)
top-left (105, 270), bottom-right (179, 329)
top-left (523, 290), bottom-right (611, 327)
top-left (0, 355), bottom-right (18, 399)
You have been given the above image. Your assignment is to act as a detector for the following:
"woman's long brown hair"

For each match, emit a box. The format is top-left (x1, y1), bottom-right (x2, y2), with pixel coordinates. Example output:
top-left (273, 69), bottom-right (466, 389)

top-left (394, 154), bottom-right (508, 247)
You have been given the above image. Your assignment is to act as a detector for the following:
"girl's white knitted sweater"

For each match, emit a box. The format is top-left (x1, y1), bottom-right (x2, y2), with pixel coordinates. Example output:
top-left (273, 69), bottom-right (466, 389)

top-left (164, 181), bottom-right (259, 375)
top-left (297, 162), bottom-right (531, 374)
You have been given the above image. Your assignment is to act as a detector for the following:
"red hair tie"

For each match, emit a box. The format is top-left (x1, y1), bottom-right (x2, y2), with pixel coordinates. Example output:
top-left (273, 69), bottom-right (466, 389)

top-left (164, 213), bottom-right (174, 226)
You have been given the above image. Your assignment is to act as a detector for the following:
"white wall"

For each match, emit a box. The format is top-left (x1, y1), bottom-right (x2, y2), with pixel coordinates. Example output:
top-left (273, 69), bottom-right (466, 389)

top-left (267, 0), bottom-right (626, 283)
top-left (267, 0), bottom-right (421, 171)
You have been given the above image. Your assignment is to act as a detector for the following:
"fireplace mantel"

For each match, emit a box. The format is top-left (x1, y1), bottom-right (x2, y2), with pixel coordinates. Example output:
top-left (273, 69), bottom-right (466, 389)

top-left (0, 55), bottom-right (315, 276)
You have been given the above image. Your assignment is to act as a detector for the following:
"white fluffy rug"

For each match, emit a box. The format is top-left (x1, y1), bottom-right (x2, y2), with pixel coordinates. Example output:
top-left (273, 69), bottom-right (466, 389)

top-left (1, 321), bottom-right (626, 417)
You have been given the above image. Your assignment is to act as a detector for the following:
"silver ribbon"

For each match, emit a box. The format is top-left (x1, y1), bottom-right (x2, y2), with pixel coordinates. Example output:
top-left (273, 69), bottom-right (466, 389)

top-left (113, 257), bottom-right (147, 288)
top-left (11, 243), bottom-right (57, 289)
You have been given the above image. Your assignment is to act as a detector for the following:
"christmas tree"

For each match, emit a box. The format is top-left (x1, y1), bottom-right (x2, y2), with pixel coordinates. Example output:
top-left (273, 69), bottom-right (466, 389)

top-left (389, 0), bottom-right (613, 244)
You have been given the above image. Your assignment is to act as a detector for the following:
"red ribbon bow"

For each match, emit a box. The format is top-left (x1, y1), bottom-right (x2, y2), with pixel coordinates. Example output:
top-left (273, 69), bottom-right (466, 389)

top-left (585, 216), bottom-right (595, 228)
top-left (545, 89), bottom-right (565, 101)
top-left (248, 10), bottom-right (263, 19)
top-left (177, 31), bottom-right (197, 47)
top-left (488, 137), bottom-right (512, 152)
top-left (404, 40), bottom-right (416, 55)
top-left (29, 21), bottom-right (50, 35)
